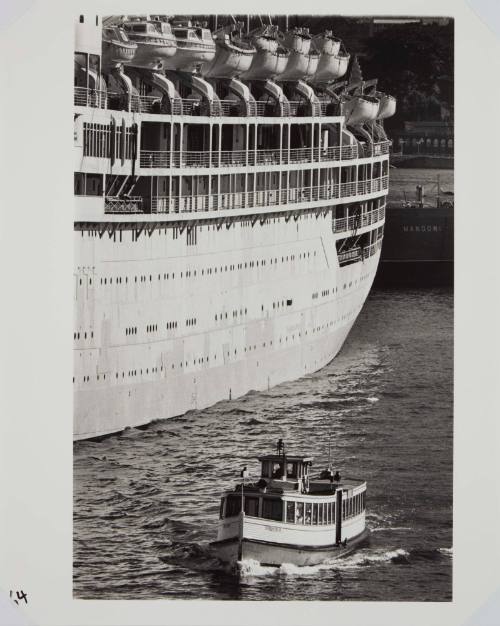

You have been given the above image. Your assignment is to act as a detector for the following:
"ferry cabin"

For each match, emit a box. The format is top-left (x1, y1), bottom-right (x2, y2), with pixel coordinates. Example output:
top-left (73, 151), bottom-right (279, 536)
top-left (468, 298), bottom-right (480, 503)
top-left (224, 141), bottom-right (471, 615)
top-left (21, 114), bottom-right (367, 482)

top-left (214, 453), bottom-right (367, 564)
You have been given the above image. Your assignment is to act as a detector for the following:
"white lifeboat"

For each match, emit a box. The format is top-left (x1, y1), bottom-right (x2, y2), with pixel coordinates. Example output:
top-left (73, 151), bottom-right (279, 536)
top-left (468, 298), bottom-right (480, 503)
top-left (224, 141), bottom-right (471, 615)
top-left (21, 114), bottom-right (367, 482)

top-left (163, 20), bottom-right (216, 72)
top-left (278, 27), bottom-right (320, 81)
top-left (202, 23), bottom-right (256, 79)
top-left (342, 94), bottom-right (380, 126)
top-left (311, 31), bottom-right (350, 83)
top-left (102, 26), bottom-right (137, 69)
top-left (280, 26), bottom-right (312, 55)
top-left (375, 92), bottom-right (396, 119)
top-left (122, 16), bottom-right (177, 69)
top-left (240, 26), bottom-right (290, 81)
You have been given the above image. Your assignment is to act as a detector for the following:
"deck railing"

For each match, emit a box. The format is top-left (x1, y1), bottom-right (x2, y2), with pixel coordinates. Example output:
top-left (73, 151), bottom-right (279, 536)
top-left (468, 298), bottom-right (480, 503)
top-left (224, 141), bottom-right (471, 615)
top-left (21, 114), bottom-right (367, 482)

top-left (104, 196), bottom-right (143, 214)
top-left (74, 87), bottom-right (108, 108)
top-left (75, 86), bottom-right (375, 120)
top-left (147, 176), bottom-right (388, 215)
top-left (338, 238), bottom-right (383, 266)
top-left (332, 205), bottom-right (385, 233)
top-left (139, 142), bottom-right (389, 169)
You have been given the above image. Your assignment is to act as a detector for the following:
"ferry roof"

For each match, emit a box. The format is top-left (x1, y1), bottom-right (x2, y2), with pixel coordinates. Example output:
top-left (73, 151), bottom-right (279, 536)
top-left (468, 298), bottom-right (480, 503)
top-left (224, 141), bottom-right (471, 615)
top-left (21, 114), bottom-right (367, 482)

top-left (258, 454), bottom-right (313, 463)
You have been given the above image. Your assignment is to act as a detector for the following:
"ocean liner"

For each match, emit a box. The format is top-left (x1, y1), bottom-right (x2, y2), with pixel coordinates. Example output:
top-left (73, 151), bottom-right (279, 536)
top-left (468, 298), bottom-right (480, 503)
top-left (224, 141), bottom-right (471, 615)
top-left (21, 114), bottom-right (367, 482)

top-left (74, 15), bottom-right (395, 440)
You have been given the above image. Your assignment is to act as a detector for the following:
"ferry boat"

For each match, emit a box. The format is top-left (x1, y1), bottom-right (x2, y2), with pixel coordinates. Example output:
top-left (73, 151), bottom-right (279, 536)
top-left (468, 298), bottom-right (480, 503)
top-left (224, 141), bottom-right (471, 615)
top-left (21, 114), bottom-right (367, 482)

top-left (73, 15), bottom-right (394, 440)
top-left (211, 440), bottom-right (369, 567)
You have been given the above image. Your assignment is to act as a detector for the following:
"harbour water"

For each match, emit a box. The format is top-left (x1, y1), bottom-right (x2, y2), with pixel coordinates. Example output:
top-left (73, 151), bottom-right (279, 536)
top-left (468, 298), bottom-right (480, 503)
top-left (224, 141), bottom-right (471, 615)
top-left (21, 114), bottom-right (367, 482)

top-left (74, 287), bottom-right (453, 601)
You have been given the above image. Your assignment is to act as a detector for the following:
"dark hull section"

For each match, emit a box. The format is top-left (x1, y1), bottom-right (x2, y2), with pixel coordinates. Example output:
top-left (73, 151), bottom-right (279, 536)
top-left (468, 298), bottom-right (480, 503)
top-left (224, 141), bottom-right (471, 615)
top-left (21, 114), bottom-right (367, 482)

top-left (375, 205), bottom-right (453, 287)
top-left (211, 529), bottom-right (370, 568)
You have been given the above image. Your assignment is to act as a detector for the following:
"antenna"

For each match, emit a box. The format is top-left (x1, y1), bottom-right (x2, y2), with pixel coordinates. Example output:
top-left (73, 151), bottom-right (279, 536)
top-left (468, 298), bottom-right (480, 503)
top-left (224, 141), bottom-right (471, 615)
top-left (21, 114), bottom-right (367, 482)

top-left (328, 432), bottom-right (332, 470)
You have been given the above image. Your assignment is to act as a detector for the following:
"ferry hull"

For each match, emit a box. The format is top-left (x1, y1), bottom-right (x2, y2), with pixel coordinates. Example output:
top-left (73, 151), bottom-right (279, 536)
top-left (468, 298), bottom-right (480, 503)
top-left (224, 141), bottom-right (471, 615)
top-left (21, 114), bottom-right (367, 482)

top-left (212, 529), bottom-right (370, 567)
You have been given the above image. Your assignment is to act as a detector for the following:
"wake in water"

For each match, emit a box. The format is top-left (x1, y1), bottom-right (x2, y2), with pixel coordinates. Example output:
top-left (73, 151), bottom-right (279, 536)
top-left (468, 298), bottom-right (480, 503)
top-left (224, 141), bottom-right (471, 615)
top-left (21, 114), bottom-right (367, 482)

top-left (236, 548), bottom-right (411, 578)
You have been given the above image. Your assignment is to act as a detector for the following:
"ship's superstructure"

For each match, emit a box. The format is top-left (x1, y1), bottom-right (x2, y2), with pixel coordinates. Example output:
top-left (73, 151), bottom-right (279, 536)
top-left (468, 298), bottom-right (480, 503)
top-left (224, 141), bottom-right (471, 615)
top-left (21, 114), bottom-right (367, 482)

top-left (74, 15), bottom-right (395, 440)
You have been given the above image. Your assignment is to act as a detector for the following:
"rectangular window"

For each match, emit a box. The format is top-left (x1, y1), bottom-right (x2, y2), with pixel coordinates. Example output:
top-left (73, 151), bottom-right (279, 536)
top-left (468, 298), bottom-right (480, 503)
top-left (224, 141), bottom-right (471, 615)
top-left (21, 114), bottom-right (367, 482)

top-left (225, 495), bottom-right (241, 518)
top-left (305, 502), bottom-right (312, 525)
top-left (286, 462), bottom-right (298, 479)
top-left (244, 496), bottom-right (259, 517)
top-left (332, 501), bottom-right (335, 524)
top-left (312, 503), bottom-right (318, 525)
top-left (342, 500), bottom-right (346, 520)
top-left (296, 502), bottom-right (304, 524)
top-left (286, 501), bottom-right (295, 523)
top-left (219, 498), bottom-right (224, 519)
top-left (262, 497), bottom-right (283, 522)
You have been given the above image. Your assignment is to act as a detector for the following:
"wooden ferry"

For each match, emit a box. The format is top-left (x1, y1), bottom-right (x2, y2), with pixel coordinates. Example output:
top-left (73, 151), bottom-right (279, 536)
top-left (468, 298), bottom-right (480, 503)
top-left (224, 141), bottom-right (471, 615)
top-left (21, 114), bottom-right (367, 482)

top-left (211, 440), bottom-right (368, 567)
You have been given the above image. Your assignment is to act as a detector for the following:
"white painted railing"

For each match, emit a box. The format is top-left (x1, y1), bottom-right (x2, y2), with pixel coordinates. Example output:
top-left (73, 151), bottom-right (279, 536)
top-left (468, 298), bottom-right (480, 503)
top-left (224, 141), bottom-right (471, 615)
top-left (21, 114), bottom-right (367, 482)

top-left (74, 87), bottom-right (108, 108)
top-left (333, 205), bottom-right (385, 233)
top-left (139, 142), bottom-right (389, 169)
top-left (337, 238), bottom-right (383, 266)
top-left (148, 176), bottom-right (388, 215)
top-left (74, 86), bottom-right (363, 120)
top-left (104, 196), bottom-right (143, 214)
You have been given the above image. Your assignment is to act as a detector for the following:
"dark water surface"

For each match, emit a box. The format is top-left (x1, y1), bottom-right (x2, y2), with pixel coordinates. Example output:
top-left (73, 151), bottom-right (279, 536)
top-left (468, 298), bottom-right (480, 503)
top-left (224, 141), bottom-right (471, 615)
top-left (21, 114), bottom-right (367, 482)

top-left (74, 288), bottom-right (453, 601)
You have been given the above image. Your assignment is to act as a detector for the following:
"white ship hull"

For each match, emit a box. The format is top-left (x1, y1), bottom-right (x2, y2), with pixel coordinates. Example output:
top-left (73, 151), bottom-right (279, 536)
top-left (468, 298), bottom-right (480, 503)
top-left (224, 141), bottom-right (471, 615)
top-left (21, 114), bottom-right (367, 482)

top-left (74, 213), bottom-right (381, 440)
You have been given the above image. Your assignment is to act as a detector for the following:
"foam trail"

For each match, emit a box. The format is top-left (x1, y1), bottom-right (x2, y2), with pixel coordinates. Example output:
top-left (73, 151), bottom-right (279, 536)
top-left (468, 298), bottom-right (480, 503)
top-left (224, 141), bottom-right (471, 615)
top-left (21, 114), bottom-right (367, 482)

top-left (366, 397), bottom-right (379, 403)
top-left (371, 526), bottom-right (412, 533)
top-left (237, 549), bottom-right (410, 578)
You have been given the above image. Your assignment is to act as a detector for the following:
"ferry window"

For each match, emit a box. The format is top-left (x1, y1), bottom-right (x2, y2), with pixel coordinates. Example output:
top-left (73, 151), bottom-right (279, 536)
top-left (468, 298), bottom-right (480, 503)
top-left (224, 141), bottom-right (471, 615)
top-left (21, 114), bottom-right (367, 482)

top-left (305, 503), bottom-right (312, 525)
top-left (225, 495), bottom-right (241, 518)
top-left (244, 496), bottom-right (259, 517)
top-left (342, 500), bottom-right (346, 520)
top-left (286, 501), bottom-right (295, 523)
top-left (271, 462), bottom-right (283, 478)
top-left (313, 503), bottom-right (318, 525)
top-left (295, 502), bottom-right (304, 524)
top-left (262, 497), bottom-right (283, 521)
top-left (219, 499), bottom-right (225, 519)
top-left (79, 15), bottom-right (84, 23)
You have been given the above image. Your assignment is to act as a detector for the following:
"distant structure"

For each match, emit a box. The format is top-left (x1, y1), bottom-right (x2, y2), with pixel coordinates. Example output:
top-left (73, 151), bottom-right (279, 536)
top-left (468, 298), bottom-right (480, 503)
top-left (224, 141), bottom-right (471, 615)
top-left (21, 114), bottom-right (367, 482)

top-left (396, 121), bottom-right (454, 157)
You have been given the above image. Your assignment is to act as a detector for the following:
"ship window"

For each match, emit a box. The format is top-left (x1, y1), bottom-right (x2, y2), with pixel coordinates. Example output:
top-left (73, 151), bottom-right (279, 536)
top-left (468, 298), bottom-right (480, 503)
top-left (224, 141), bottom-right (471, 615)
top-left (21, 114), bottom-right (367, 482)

top-left (286, 462), bottom-right (298, 479)
top-left (295, 502), bottom-right (304, 524)
top-left (262, 497), bottom-right (283, 522)
top-left (270, 462), bottom-right (284, 478)
top-left (305, 503), bottom-right (312, 525)
top-left (219, 498), bottom-right (224, 519)
top-left (312, 503), bottom-right (318, 525)
top-left (286, 501), bottom-right (295, 523)
top-left (244, 496), bottom-right (259, 517)
top-left (225, 495), bottom-right (241, 518)
top-left (79, 15), bottom-right (84, 23)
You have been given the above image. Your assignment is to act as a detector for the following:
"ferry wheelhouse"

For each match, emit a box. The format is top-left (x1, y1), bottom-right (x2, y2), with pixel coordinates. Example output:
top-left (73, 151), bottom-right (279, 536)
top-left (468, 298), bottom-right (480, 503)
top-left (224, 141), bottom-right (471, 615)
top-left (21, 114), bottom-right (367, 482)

top-left (73, 15), bottom-right (395, 440)
top-left (212, 441), bottom-right (368, 566)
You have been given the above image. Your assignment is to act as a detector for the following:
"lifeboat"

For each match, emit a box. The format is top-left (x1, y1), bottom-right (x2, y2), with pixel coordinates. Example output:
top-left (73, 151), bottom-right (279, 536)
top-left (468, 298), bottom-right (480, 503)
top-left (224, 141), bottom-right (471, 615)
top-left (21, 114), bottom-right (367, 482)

top-left (202, 22), bottom-right (256, 79)
top-left (102, 26), bottom-right (137, 69)
top-left (162, 19), bottom-right (216, 72)
top-left (311, 31), bottom-right (350, 83)
top-left (375, 92), bottom-right (397, 119)
top-left (342, 94), bottom-right (380, 126)
top-left (240, 26), bottom-right (290, 81)
top-left (278, 27), bottom-right (320, 81)
top-left (122, 16), bottom-right (177, 69)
